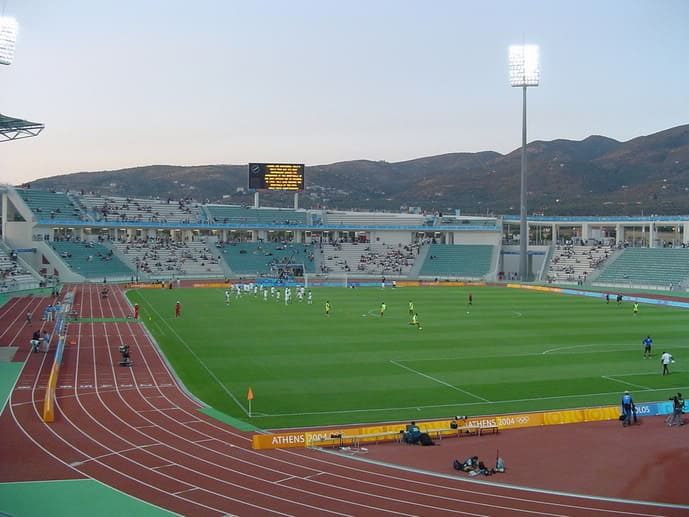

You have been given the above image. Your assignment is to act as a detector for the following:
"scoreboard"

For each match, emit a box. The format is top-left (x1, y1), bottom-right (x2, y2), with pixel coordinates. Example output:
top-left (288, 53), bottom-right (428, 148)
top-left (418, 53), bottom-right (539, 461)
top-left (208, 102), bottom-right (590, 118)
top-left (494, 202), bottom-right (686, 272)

top-left (248, 163), bottom-right (305, 191)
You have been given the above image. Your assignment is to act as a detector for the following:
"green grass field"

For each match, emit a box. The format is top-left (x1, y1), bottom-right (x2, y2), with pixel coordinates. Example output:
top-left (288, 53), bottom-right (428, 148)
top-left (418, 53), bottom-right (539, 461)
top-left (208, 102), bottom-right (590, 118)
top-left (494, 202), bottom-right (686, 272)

top-left (127, 286), bottom-right (689, 429)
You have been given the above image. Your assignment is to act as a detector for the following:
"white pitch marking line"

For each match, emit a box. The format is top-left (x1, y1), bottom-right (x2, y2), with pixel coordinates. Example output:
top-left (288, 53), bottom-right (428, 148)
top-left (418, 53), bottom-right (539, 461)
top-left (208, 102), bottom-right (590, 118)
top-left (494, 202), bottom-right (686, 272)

top-left (390, 360), bottom-right (490, 402)
top-left (253, 384), bottom-right (689, 418)
top-left (601, 375), bottom-right (651, 390)
top-left (543, 344), bottom-right (598, 355)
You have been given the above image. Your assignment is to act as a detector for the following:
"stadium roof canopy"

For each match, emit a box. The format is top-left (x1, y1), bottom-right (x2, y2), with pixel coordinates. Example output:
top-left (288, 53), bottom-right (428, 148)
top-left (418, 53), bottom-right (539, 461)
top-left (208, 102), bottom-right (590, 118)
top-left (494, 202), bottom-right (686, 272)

top-left (0, 113), bottom-right (44, 142)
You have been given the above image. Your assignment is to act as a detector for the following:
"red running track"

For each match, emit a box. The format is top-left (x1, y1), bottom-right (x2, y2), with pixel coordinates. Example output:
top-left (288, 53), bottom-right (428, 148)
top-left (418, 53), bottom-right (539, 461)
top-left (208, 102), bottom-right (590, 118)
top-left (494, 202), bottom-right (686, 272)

top-left (2, 284), bottom-right (687, 516)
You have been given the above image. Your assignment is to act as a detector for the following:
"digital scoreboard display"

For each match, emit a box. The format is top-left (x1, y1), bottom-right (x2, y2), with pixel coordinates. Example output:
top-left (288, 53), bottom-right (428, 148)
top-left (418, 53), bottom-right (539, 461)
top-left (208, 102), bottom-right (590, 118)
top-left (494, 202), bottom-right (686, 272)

top-left (248, 163), bottom-right (305, 191)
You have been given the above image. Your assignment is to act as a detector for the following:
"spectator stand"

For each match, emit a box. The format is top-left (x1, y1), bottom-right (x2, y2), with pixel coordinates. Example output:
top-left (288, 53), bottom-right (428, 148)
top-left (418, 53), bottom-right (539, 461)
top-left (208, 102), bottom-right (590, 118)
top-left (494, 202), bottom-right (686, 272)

top-left (320, 241), bottom-right (419, 277)
top-left (80, 193), bottom-right (205, 225)
top-left (0, 245), bottom-right (41, 292)
top-left (15, 188), bottom-right (84, 222)
top-left (546, 244), bottom-right (614, 285)
top-left (50, 241), bottom-right (133, 280)
top-left (111, 238), bottom-right (226, 281)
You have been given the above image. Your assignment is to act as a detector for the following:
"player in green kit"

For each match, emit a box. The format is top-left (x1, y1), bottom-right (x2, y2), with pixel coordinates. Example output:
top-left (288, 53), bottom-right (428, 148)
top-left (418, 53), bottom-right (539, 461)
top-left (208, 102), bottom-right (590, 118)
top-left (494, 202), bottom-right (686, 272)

top-left (380, 302), bottom-right (387, 317)
top-left (411, 312), bottom-right (422, 330)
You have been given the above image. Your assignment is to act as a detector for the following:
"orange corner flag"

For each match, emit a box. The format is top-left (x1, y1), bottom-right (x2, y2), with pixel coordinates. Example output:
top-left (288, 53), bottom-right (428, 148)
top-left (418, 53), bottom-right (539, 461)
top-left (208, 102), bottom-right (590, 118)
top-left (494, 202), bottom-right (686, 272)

top-left (247, 387), bottom-right (254, 401)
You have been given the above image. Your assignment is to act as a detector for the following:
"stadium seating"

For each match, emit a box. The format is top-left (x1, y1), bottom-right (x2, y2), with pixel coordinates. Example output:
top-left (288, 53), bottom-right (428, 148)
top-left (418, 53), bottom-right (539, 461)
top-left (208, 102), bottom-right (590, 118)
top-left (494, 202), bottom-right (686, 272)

top-left (206, 205), bottom-right (308, 226)
top-left (0, 247), bottom-right (38, 291)
top-left (111, 239), bottom-right (225, 279)
top-left (547, 245), bottom-right (613, 284)
top-left (418, 244), bottom-right (494, 279)
top-left (219, 242), bottom-right (315, 275)
top-left (320, 242), bottom-right (418, 275)
top-left (50, 241), bottom-right (133, 280)
top-left (79, 194), bottom-right (204, 224)
top-left (16, 188), bottom-right (84, 221)
top-left (595, 247), bottom-right (689, 287)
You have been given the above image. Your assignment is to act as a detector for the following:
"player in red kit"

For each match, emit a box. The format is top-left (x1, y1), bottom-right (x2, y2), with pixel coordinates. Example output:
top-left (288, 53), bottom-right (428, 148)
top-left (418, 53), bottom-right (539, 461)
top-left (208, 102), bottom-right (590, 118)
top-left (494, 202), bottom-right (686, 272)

top-left (175, 301), bottom-right (181, 317)
top-left (133, 303), bottom-right (140, 319)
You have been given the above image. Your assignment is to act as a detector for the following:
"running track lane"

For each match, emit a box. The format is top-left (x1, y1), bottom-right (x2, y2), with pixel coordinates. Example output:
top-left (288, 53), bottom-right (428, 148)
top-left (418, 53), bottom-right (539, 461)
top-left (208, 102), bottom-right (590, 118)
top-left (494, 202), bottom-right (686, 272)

top-left (4, 284), bottom-right (687, 516)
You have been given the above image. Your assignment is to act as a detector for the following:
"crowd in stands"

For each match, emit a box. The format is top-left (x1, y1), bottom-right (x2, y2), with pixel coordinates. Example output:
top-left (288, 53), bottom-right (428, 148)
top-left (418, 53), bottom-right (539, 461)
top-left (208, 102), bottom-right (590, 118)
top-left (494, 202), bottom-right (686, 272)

top-left (0, 249), bottom-right (37, 291)
top-left (215, 239), bottom-right (315, 276)
top-left (114, 237), bottom-right (222, 276)
top-left (320, 240), bottom-right (419, 275)
top-left (81, 193), bottom-right (204, 224)
top-left (547, 244), bottom-right (613, 284)
top-left (16, 187), bottom-right (83, 221)
top-left (113, 237), bottom-right (223, 277)
top-left (52, 239), bottom-right (117, 262)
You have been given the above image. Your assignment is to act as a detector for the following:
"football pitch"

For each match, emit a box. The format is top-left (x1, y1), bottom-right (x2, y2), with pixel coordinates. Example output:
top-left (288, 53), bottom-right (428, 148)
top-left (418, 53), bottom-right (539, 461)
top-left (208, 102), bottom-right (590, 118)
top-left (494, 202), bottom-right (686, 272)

top-left (127, 286), bottom-right (689, 429)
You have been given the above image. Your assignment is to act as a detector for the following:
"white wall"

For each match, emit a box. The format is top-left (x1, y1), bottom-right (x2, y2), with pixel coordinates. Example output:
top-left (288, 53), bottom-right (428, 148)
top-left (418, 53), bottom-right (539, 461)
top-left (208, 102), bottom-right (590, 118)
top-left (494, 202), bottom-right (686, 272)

top-left (369, 230), bottom-right (412, 246)
top-left (451, 231), bottom-right (502, 245)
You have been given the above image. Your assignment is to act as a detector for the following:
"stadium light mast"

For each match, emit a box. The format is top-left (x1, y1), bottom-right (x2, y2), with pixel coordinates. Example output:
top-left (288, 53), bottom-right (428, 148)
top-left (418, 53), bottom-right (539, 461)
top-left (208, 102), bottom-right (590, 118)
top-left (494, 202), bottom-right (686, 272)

top-left (0, 16), bottom-right (44, 142)
top-left (509, 44), bottom-right (539, 282)
top-left (0, 16), bottom-right (18, 66)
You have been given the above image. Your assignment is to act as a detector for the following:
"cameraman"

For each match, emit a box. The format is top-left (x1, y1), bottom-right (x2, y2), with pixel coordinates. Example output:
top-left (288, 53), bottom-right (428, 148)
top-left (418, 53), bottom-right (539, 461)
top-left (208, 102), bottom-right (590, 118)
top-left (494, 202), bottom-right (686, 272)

top-left (668, 393), bottom-right (685, 427)
top-left (621, 391), bottom-right (634, 427)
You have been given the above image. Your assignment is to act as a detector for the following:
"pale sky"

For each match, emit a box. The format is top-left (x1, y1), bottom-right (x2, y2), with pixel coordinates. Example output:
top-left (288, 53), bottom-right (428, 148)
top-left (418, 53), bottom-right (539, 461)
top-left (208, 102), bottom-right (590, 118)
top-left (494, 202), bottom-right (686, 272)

top-left (1, 0), bottom-right (688, 186)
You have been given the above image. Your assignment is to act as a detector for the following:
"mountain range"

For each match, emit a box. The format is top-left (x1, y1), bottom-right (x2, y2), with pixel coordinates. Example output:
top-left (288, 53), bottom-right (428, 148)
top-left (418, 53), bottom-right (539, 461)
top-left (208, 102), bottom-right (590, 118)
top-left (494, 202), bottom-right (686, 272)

top-left (27, 124), bottom-right (689, 216)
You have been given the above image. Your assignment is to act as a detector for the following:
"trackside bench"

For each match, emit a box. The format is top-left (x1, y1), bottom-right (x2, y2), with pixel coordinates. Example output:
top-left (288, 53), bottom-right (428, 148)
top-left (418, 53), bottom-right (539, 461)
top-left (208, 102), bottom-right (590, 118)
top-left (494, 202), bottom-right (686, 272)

top-left (308, 424), bottom-right (498, 449)
top-left (308, 430), bottom-right (403, 449)
top-left (426, 424), bottom-right (499, 441)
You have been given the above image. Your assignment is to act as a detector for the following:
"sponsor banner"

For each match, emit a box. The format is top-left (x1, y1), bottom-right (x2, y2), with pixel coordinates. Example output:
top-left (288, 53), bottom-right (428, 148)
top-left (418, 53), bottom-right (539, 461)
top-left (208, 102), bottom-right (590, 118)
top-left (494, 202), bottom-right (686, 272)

top-left (413, 281), bottom-right (487, 288)
top-left (494, 412), bottom-right (543, 429)
top-left (583, 406), bottom-right (619, 422)
top-left (251, 402), bottom-right (675, 449)
top-left (543, 409), bottom-right (586, 425)
top-left (252, 425), bottom-right (404, 450)
top-left (648, 401), bottom-right (674, 416)
top-left (252, 432), bottom-right (308, 450)
top-left (507, 284), bottom-right (563, 294)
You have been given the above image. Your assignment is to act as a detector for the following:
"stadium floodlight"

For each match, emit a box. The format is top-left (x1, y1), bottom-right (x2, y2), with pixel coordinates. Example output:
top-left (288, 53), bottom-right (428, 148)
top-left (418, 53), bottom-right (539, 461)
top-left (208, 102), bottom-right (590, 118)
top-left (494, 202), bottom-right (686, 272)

top-left (0, 16), bottom-right (18, 66)
top-left (509, 44), bottom-right (539, 282)
top-left (509, 45), bottom-right (539, 87)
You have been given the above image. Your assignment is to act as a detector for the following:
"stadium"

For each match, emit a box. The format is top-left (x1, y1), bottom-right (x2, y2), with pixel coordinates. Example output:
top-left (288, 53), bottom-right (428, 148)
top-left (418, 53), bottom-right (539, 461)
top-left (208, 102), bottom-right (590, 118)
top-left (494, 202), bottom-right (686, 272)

top-left (2, 169), bottom-right (689, 515)
top-left (2, 9), bottom-right (689, 517)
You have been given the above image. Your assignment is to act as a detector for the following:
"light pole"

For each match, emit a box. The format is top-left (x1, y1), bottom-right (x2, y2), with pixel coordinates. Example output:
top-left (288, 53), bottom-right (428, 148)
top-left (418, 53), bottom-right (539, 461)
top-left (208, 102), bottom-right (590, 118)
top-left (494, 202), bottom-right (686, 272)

top-left (509, 44), bottom-right (539, 281)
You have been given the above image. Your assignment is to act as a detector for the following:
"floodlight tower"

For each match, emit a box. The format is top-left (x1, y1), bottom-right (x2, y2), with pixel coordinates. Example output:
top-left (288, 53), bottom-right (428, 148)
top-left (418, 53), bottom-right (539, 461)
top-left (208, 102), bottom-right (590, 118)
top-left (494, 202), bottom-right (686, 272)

top-left (509, 44), bottom-right (539, 282)
top-left (0, 16), bottom-right (18, 65)
top-left (0, 16), bottom-right (42, 142)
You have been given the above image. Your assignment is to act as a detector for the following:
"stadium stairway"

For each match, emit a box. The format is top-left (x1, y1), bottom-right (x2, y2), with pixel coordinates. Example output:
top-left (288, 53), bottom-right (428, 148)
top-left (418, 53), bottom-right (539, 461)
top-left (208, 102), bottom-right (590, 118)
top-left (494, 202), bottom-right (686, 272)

top-left (407, 244), bottom-right (430, 277)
